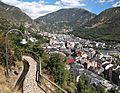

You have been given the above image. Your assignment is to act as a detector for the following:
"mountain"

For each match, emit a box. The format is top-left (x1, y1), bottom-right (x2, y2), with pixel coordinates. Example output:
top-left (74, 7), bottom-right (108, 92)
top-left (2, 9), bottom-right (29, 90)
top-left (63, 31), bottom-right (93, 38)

top-left (0, 1), bottom-right (33, 24)
top-left (70, 7), bottom-right (120, 42)
top-left (35, 8), bottom-right (96, 33)
top-left (0, 1), bottom-right (41, 32)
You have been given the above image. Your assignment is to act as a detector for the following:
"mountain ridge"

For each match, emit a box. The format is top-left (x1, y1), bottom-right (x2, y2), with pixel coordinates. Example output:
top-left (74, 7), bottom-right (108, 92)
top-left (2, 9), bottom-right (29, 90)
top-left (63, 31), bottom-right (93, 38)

top-left (0, 1), bottom-right (42, 32)
top-left (0, 1), bottom-right (120, 42)
top-left (0, 1), bottom-right (33, 24)
top-left (70, 7), bottom-right (120, 42)
top-left (35, 8), bottom-right (96, 33)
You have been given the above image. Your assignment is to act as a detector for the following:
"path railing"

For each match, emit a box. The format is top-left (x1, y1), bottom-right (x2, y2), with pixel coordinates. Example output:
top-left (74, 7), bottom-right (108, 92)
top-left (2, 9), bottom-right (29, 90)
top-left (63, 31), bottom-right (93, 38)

top-left (22, 50), bottom-right (68, 93)
top-left (40, 74), bottom-right (68, 93)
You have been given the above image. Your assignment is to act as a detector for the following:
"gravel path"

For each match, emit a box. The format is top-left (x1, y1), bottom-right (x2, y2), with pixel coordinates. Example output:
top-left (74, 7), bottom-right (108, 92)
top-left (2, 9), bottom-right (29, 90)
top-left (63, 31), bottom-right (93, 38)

top-left (22, 56), bottom-right (45, 93)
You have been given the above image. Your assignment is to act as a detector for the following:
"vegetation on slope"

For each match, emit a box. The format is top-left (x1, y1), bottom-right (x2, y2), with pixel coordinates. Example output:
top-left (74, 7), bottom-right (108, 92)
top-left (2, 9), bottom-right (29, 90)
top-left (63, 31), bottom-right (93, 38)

top-left (77, 75), bottom-right (108, 93)
top-left (35, 8), bottom-right (96, 33)
top-left (70, 7), bottom-right (120, 42)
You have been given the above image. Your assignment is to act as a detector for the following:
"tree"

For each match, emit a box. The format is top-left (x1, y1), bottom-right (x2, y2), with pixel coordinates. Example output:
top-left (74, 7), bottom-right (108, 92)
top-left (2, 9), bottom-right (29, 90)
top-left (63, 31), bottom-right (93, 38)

top-left (96, 85), bottom-right (106, 93)
top-left (77, 74), bottom-right (108, 93)
top-left (19, 24), bottom-right (25, 33)
top-left (0, 33), bottom-right (6, 66)
top-left (48, 53), bottom-right (66, 85)
top-left (47, 53), bottom-right (76, 93)
top-left (41, 52), bottom-right (49, 69)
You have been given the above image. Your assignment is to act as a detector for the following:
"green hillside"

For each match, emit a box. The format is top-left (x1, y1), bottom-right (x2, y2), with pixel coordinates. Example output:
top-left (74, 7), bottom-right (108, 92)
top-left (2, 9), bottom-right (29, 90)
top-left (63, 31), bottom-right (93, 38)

top-left (70, 7), bottom-right (120, 42)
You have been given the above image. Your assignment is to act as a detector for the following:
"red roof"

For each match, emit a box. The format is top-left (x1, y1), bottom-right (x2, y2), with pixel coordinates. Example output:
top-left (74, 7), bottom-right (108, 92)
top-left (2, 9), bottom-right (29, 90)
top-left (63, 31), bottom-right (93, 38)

top-left (65, 58), bottom-right (75, 64)
top-left (76, 51), bottom-right (81, 55)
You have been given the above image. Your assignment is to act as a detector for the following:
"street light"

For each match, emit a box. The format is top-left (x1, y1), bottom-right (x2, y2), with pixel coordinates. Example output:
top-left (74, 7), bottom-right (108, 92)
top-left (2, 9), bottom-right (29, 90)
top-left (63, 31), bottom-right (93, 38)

top-left (20, 39), bottom-right (27, 44)
top-left (5, 29), bottom-right (27, 77)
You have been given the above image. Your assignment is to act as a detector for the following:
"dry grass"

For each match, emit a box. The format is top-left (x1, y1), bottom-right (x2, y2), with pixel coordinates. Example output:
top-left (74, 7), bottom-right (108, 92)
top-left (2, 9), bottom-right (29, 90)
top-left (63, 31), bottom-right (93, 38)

top-left (0, 84), bottom-right (21, 93)
top-left (0, 66), bottom-right (21, 93)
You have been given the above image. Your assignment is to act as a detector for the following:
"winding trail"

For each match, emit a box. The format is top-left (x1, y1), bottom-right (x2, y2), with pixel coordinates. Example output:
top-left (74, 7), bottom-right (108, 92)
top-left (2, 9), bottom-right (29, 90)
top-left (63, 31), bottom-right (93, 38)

top-left (14, 55), bottom-right (67, 93)
top-left (22, 56), bottom-right (45, 93)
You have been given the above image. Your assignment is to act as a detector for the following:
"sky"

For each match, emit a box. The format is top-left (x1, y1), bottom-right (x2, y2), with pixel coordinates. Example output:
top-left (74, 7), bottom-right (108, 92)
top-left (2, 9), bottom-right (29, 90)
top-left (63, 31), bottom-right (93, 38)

top-left (1, 0), bottom-right (120, 19)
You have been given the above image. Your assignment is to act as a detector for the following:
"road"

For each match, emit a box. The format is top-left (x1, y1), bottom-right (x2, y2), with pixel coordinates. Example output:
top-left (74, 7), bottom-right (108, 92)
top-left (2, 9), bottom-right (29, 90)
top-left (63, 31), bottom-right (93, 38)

top-left (22, 56), bottom-right (45, 93)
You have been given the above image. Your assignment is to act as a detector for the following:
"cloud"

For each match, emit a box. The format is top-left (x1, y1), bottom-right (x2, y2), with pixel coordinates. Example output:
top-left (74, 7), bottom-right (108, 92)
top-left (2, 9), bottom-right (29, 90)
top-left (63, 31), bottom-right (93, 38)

top-left (55, 0), bottom-right (85, 8)
top-left (16, 1), bottom-right (61, 19)
top-left (1, 0), bottom-right (20, 5)
top-left (112, 1), bottom-right (120, 7)
top-left (1, 0), bottom-right (85, 19)
top-left (98, 0), bottom-right (115, 3)
top-left (1, 0), bottom-right (60, 19)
